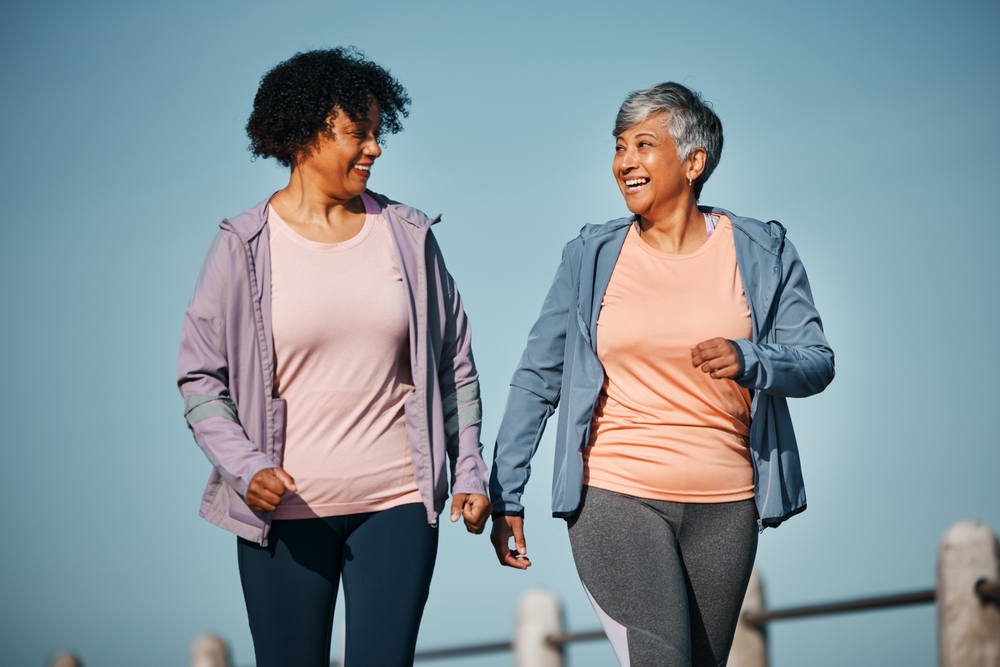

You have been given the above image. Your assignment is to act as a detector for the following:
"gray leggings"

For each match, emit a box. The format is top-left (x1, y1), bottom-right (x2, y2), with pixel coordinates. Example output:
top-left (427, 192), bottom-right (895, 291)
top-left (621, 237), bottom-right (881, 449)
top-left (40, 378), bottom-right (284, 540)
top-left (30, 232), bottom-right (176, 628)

top-left (567, 486), bottom-right (758, 667)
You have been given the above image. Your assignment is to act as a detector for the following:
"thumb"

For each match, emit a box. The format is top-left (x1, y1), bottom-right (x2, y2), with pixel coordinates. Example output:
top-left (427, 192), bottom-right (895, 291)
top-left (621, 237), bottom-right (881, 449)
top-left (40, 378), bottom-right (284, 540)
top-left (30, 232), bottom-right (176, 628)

top-left (512, 520), bottom-right (527, 555)
top-left (272, 468), bottom-right (297, 493)
top-left (450, 494), bottom-right (467, 522)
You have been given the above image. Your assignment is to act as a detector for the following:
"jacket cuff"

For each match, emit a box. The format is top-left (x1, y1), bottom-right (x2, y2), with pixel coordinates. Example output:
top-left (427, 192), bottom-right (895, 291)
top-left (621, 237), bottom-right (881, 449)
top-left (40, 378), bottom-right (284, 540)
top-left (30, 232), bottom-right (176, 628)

top-left (489, 499), bottom-right (525, 518)
top-left (451, 478), bottom-right (489, 498)
top-left (729, 338), bottom-right (746, 378)
top-left (731, 338), bottom-right (758, 385)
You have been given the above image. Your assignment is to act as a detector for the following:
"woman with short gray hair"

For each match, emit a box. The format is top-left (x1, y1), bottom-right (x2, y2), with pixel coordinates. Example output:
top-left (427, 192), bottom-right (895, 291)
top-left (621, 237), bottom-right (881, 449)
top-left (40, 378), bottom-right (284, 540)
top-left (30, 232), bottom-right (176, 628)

top-left (489, 82), bottom-right (834, 666)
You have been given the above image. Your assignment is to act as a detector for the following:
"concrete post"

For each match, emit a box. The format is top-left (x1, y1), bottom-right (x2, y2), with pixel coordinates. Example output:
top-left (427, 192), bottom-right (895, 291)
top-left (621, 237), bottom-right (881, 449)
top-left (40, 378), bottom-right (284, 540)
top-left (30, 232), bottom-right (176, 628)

top-left (729, 569), bottom-right (768, 667)
top-left (938, 521), bottom-right (1000, 667)
top-left (191, 635), bottom-right (231, 667)
top-left (514, 589), bottom-right (564, 667)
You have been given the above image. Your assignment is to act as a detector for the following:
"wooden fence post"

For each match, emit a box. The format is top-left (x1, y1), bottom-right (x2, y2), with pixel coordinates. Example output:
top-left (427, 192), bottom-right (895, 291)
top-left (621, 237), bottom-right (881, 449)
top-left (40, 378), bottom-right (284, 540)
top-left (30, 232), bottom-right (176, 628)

top-left (514, 589), bottom-right (564, 667)
top-left (191, 635), bottom-right (231, 667)
top-left (729, 568), bottom-right (768, 667)
top-left (938, 521), bottom-right (1000, 667)
top-left (46, 654), bottom-right (83, 667)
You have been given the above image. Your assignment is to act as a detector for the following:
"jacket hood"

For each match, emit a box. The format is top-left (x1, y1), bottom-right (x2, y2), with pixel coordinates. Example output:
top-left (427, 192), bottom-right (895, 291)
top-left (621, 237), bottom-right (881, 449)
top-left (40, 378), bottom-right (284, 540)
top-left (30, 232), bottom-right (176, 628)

top-left (220, 189), bottom-right (439, 241)
top-left (577, 206), bottom-right (786, 255)
top-left (708, 206), bottom-right (786, 256)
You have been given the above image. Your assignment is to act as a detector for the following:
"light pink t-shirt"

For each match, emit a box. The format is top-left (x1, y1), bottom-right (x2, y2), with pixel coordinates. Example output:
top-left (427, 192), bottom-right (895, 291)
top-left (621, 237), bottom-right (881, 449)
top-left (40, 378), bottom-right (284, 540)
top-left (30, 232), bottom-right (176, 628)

top-left (584, 216), bottom-right (755, 503)
top-left (269, 193), bottom-right (422, 519)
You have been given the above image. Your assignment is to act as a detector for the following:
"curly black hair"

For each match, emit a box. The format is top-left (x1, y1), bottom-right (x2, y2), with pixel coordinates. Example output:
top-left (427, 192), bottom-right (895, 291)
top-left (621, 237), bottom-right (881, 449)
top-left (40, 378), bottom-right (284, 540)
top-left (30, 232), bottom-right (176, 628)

top-left (246, 47), bottom-right (410, 168)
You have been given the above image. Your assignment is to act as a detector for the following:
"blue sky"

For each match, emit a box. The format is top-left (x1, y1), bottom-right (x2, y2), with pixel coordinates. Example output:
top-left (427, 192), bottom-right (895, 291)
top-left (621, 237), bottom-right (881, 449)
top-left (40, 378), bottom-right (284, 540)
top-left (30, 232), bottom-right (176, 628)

top-left (1, 1), bottom-right (998, 666)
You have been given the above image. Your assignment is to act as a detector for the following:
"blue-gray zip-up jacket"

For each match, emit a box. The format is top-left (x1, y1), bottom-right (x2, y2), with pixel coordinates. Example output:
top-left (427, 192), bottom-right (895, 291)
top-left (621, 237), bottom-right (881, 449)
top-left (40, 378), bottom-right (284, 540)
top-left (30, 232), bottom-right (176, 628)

top-left (489, 207), bottom-right (834, 529)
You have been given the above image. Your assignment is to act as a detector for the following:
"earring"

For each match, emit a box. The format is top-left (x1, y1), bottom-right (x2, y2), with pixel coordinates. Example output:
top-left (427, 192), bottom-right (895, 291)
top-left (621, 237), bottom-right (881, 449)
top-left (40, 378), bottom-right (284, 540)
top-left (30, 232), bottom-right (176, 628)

top-left (688, 178), bottom-right (692, 186)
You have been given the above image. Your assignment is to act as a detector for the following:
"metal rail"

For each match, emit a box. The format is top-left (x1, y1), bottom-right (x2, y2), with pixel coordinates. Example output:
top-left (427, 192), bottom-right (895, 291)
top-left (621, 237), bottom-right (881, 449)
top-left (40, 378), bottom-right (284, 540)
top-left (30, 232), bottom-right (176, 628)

top-left (547, 629), bottom-right (608, 647)
top-left (976, 578), bottom-right (1000, 602)
top-left (743, 587), bottom-right (936, 626)
top-left (413, 640), bottom-right (513, 660)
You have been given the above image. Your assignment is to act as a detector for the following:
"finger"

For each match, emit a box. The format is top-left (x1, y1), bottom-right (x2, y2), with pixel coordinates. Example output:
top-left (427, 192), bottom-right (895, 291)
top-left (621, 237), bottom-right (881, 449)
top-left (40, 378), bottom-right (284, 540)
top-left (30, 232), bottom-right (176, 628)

top-left (473, 495), bottom-right (493, 527)
top-left (710, 361), bottom-right (740, 379)
top-left (463, 496), bottom-right (491, 534)
top-left (251, 499), bottom-right (278, 512)
top-left (691, 341), bottom-right (723, 366)
top-left (272, 468), bottom-right (297, 493)
top-left (511, 520), bottom-right (528, 556)
top-left (503, 552), bottom-right (531, 569)
top-left (450, 494), bottom-right (467, 523)
top-left (489, 518), bottom-right (529, 568)
top-left (246, 488), bottom-right (279, 512)
top-left (254, 469), bottom-right (285, 495)
top-left (490, 522), bottom-right (512, 564)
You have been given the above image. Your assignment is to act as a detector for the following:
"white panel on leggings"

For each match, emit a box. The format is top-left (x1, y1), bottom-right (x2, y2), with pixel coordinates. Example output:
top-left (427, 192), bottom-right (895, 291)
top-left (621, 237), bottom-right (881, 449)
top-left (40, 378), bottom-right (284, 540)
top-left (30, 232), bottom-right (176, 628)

top-left (583, 582), bottom-right (630, 666)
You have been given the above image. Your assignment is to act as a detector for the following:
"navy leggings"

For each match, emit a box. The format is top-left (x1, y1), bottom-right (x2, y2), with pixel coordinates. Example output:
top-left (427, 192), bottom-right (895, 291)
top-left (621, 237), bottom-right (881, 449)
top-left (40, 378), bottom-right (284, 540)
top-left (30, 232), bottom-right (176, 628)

top-left (237, 502), bottom-right (438, 667)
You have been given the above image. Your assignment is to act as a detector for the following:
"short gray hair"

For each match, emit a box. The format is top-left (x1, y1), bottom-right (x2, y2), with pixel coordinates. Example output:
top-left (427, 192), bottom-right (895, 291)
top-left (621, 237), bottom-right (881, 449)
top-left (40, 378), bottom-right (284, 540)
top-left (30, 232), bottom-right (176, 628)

top-left (613, 82), bottom-right (723, 200)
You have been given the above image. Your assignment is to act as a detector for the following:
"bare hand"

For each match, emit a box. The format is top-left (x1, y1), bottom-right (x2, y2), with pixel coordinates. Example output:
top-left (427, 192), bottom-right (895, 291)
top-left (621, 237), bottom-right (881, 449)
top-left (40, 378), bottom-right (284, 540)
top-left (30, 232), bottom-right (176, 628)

top-left (490, 515), bottom-right (531, 569)
top-left (450, 493), bottom-right (492, 534)
top-left (691, 338), bottom-right (740, 380)
top-left (245, 467), bottom-right (297, 512)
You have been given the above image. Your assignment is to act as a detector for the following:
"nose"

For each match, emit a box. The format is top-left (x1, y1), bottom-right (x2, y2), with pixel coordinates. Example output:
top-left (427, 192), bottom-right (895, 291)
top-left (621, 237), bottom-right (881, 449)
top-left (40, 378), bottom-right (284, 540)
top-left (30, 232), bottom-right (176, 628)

top-left (616, 145), bottom-right (638, 171)
top-left (364, 134), bottom-right (382, 159)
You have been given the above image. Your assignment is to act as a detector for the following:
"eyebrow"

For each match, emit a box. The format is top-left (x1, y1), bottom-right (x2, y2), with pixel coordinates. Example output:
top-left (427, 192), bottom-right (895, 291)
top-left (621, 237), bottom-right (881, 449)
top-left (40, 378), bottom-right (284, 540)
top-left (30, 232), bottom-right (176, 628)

top-left (616, 130), bottom-right (659, 141)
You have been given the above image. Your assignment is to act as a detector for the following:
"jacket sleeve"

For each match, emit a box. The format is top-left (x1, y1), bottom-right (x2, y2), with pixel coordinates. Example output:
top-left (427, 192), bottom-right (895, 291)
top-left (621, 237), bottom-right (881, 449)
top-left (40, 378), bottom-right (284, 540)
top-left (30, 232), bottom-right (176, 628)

top-left (430, 233), bottom-right (490, 498)
top-left (490, 242), bottom-right (576, 516)
top-left (177, 232), bottom-right (276, 497)
top-left (732, 237), bottom-right (835, 398)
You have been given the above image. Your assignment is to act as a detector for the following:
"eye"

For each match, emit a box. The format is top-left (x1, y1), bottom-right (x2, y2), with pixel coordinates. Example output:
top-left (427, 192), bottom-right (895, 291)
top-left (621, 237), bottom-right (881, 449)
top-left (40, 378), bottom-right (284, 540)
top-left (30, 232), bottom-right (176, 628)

top-left (614, 145), bottom-right (625, 153)
top-left (638, 141), bottom-right (651, 148)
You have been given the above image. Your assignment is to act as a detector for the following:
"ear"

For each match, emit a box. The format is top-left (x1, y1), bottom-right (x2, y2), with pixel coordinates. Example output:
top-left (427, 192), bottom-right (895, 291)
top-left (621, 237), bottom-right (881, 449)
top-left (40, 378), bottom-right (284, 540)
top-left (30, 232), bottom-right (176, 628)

top-left (686, 147), bottom-right (707, 182)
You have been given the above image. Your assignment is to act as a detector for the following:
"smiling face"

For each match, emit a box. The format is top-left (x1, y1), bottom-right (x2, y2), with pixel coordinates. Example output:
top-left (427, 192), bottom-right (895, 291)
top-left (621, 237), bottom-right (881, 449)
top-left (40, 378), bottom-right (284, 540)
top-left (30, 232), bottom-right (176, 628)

top-left (613, 113), bottom-right (702, 222)
top-left (298, 99), bottom-right (383, 201)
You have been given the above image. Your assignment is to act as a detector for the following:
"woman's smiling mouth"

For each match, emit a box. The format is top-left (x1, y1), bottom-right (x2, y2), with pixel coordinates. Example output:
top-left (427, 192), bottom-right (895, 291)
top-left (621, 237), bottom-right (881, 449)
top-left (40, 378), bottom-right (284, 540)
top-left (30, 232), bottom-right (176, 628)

top-left (624, 177), bottom-right (649, 193)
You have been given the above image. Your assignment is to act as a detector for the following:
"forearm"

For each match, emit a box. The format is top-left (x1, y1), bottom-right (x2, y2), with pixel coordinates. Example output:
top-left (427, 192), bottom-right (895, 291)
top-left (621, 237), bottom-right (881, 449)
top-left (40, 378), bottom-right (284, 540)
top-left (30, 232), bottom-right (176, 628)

top-left (489, 383), bottom-right (556, 516)
top-left (734, 240), bottom-right (835, 397)
top-left (188, 414), bottom-right (275, 495)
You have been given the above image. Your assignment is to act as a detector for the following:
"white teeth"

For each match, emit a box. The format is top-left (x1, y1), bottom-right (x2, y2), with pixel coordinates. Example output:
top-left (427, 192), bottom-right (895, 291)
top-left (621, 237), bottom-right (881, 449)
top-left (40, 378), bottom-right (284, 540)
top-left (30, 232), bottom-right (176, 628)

top-left (356, 165), bottom-right (370, 171)
top-left (625, 178), bottom-right (648, 186)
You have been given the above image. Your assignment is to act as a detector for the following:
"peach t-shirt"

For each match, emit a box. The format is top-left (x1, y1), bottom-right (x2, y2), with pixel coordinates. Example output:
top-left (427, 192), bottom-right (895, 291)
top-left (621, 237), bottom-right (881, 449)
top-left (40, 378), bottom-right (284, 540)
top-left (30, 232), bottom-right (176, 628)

top-left (269, 193), bottom-right (422, 519)
top-left (583, 216), bottom-right (755, 503)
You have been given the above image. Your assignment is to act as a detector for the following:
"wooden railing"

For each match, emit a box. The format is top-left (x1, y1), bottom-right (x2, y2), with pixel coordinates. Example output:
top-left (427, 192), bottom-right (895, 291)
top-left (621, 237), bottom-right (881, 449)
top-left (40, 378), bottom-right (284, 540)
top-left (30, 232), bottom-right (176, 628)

top-left (89, 519), bottom-right (996, 667)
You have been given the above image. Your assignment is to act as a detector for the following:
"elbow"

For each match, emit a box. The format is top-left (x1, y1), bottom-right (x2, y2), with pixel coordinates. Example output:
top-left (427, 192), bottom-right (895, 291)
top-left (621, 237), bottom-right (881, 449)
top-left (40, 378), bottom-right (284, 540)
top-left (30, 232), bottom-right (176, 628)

top-left (798, 351), bottom-right (836, 397)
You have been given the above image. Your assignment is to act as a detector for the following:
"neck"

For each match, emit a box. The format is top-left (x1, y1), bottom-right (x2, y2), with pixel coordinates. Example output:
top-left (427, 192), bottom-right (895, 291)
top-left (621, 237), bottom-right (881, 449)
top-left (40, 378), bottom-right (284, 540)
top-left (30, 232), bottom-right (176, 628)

top-left (272, 165), bottom-right (366, 230)
top-left (269, 166), bottom-right (368, 244)
top-left (636, 192), bottom-right (705, 254)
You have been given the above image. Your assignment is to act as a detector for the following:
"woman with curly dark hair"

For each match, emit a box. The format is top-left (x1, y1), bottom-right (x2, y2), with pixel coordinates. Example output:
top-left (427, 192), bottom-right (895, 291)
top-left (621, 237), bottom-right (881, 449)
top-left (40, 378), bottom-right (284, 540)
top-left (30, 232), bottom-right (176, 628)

top-left (177, 48), bottom-right (492, 666)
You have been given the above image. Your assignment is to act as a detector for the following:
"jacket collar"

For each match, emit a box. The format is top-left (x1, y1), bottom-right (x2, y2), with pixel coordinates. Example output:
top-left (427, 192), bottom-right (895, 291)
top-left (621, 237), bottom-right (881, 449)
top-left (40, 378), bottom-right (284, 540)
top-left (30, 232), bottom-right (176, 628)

top-left (220, 189), bottom-right (439, 241)
top-left (705, 205), bottom-right (786, 256)
top-left (577, 205), bottom-right (786, 256)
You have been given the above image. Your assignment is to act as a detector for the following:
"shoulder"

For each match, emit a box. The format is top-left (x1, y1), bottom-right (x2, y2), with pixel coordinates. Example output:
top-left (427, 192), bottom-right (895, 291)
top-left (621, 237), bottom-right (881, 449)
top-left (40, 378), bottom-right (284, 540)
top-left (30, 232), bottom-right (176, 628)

top-left (574, 215), bottom-right (633, 242)
top-left (222, 196), bottom-right (271, 240)
top-left (562, 215), bottom-right (632, 256)
top-left (704, 205), bottom-right (789, 257)
top-left (366, 190), bottom-right (439, 228)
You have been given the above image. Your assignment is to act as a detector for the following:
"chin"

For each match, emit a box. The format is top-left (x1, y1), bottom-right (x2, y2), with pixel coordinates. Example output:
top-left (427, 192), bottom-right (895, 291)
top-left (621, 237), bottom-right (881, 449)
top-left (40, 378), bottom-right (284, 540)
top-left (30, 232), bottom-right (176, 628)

top-left (624, 202), bottom-right (648, 218)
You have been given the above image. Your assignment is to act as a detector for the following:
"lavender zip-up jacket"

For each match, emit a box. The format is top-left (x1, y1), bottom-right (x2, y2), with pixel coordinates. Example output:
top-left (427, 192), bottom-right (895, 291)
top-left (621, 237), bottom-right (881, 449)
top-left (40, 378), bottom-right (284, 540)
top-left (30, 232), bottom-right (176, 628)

top-left (178, 191), bottom-right (489, 546)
